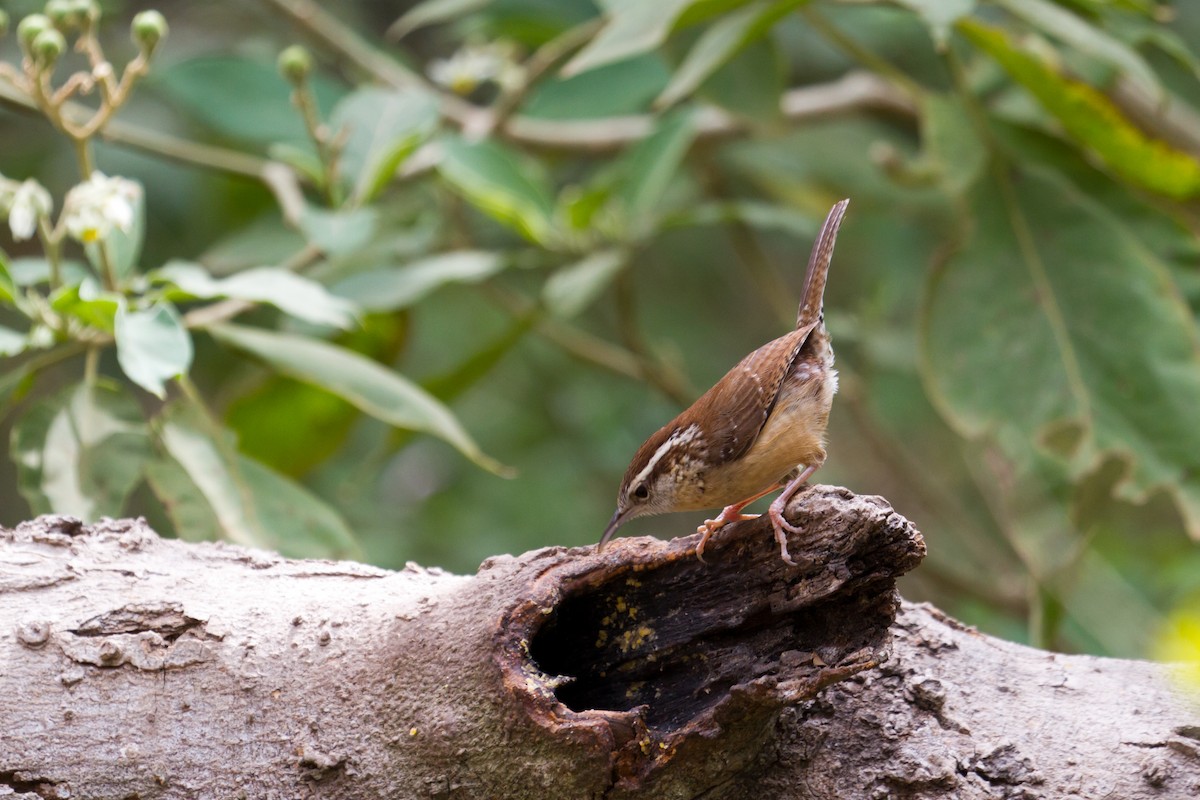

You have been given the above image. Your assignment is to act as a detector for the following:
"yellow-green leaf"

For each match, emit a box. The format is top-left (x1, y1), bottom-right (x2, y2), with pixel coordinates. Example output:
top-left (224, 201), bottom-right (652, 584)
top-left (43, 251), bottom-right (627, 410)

top-left (960, 19), bottom-right (1200, 199)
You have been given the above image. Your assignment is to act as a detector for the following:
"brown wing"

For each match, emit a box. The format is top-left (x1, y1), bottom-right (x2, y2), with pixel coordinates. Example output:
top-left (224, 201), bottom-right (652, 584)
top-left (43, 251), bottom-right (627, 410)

top-left (696, 324), bottom-right (817, 464)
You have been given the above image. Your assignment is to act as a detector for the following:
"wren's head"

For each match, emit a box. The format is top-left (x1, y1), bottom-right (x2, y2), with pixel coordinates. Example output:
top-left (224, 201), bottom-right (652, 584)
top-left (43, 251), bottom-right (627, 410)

top-left (600, 423), bottom-right (707, 549)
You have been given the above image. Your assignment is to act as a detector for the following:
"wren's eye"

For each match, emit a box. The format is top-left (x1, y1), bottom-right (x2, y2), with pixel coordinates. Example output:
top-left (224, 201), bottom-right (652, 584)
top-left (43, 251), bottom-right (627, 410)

top-left (632, 483), bottom-right (650, 501)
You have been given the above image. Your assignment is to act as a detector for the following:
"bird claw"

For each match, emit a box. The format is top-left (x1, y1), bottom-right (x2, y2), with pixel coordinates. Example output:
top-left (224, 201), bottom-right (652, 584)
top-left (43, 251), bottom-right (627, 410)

top-left (768, 506), bottom-right (800, 566)
top-left (694, 518), bottom-right (721, 562)
top-left (694, 509), bottom-right (761, 562)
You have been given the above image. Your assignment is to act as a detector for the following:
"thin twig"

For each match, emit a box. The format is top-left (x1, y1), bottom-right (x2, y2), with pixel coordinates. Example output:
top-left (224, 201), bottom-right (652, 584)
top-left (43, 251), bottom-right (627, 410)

top-left (613, 270), bottom-right (693, 406)
top-left (0, 78), bottom-right (270, 179)
top-left (483, 284), bottom-right (644, 381)
top-left (484, 18), bottom-right (604, 137)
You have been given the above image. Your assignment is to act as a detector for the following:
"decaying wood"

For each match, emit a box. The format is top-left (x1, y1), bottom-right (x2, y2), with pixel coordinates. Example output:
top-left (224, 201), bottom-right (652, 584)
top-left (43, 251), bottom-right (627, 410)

top-left (0, 487), bottom-right (1195, 799)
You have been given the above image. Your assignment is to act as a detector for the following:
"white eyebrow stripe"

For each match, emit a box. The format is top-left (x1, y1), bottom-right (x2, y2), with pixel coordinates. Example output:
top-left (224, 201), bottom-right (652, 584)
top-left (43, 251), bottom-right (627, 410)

top-left (630, 423), bottom-right (701, 490)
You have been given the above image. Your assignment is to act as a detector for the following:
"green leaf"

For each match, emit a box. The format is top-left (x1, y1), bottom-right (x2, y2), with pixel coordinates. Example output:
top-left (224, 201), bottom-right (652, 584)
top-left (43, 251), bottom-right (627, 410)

top-left (199, 217), bottom-right (308, 276)
top-left (332, 87), bottom-right (439, 203)
top-left (961, 20), bottom-right (1200, 199)
top-left (114, 303), bottom-right (194, 398)
top-left (0, 326), bottom-right (25, 356)
top-left (542, 250), bottom-right (628, 318)
top-left (151, 402), bottom-right (358, 557)
top-left (0, 256), bottom-right (16, 304)
top-left (993, 0), bottom-right (1162, 104)
top-left (208, 323), bottom-right (511, 476)
top-left (563, 0), bottom-right (698, 76)
top-left (656, 0), bottom-right (800, 109)
top-left (920, 93), bottom-right (989, 195)
top-left (523, 55), bottom-right (671, 120)
top-left (388, 0), bottom-right (493, 40)
top-left (0, 354), bottom-right (41, 406)
top-left (267, 142), bottom-right (326, 187)
top-left (663, 199), bottom-right (818, 238)
top-left (332, 251), bottom-right (506, 312)
top-left (6, 257), bottom-right (89, 287)
top-left (228, 314), bottom-right (406, 477)
top-left (154, 261), bottom-right (357, 329)
top-left (892, 0), bottom-right (975, 47)
top-left (696, 36), bottom-right (783, 122)
top-left (613, 109), bottom-right (697, 233)
top-left (920, 166), bottom-right (1200, 540)
top-left (49, 278), bottom-right (122, 332)
top-left (438, 137), bottom-right (556, 244)
top-left (155, 56), bottom-right (346, 146)
top-left (298, 207), bottom-right (381, 256)
top-left (1103, 12), bottom-right (1200, 82)
top-left (11, 382), bottom-right (151, 520)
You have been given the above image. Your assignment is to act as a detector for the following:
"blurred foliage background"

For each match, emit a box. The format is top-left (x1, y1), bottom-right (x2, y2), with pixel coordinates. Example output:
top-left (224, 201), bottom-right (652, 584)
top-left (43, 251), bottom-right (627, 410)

top-left (1, 0), bottom-right (1199, 662)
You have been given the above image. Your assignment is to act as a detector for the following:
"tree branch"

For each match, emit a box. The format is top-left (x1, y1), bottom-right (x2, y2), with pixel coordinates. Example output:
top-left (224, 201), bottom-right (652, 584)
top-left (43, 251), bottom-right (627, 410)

top-left (2, 488), bottom-right (1194, 798)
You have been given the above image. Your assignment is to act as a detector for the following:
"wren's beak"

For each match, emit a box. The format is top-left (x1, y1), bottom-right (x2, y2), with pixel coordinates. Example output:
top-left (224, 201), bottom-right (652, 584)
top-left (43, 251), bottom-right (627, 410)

top-left (598, 507), bottom-right (628, 551)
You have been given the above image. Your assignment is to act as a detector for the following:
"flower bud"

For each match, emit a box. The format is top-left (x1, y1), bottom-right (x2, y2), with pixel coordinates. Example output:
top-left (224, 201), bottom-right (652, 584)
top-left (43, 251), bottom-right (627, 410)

top-left (17, 13), bottom-right (52, 51)
top-left (45, 0), bottom-right (77, 30)
top-left (131, 10), bottom-right (167, 54)
top-left (277, 44), bottom-right (313, 85)
top-left (71, 0), bottom-right (100, 23)
top-left (32, 27), bottom-right (66, 67)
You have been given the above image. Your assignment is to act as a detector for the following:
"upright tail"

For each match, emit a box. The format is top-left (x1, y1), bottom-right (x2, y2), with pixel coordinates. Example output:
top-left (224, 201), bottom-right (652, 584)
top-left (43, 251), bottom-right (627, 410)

top-left (796, 199), bottom-right (850, 330)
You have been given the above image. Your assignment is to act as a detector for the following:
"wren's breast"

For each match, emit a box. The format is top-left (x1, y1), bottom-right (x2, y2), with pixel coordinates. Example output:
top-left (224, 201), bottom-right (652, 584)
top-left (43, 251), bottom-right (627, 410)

top-left (678, 351), bottom-right (837, 512)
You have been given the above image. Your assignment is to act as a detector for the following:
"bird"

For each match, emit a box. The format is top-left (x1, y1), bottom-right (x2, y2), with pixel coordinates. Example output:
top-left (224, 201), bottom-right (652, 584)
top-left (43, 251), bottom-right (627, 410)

top-left (598, 199), bottom-right (849, 565)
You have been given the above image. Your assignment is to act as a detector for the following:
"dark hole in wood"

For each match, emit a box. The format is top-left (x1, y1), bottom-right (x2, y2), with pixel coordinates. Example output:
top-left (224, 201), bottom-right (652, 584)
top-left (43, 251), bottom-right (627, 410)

top-left (528, 553), bottom-right (894, 731)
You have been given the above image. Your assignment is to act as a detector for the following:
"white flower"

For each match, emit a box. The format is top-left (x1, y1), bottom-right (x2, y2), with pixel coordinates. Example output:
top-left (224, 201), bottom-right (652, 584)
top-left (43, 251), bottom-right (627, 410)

top-left (428, 42), bottom-right (523, 95)
top-left (6, 179), bottom-right (53, 241)
top-left (63, 172), bottom-right (141, 244)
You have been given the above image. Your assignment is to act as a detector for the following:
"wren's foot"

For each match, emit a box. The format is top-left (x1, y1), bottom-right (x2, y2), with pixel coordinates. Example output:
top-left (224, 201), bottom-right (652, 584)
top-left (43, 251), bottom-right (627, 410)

top-left (767, 504), bottom-right (799, 566)
top-left (695, 507), bottom-right (761, 562)
top-left (767, 465), bottom-right (819, 566)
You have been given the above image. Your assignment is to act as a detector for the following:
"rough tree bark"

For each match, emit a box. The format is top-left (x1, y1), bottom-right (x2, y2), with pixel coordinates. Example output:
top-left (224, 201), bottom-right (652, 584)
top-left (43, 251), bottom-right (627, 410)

top-left (0, 486), bottom-right (1196, 799)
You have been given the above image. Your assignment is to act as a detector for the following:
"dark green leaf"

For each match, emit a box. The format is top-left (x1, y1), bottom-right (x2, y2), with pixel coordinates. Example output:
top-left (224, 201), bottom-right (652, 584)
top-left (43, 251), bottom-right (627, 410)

top-left (209, 323), bottom-right (511, 476)
top-left (663, 199), bottom-right (818, 238)
top-left (438, 137), bottom-right (556, 244)
top-left (892, 0), bottom-right (975, 47)
top-left (921, 166), bottom-right (1200, 540)
top-left (332, 250), bottom-right (506, 312)
top-left (388, 0), bottom-right (494, 40)
top-left (11, 382), bottom-right (151, 519)
top-left (542, 250), bottom-right (628, 317)
top-left (114, 302), bottom-right (194, 398)
top-left (298, 207), bottom-right (381, 256)
top-left (152, 402), bottom-right (358, 557)
top-left (656, 0), bottom-right (799, 109)
top-left (523, 55), bottom-right (671, 120)
top-left (332, 87), bottom-right (439, 203)
top-left (154, 56), bottom-right (346, 146)
top-left (613, 109), bottom-right (697, 234)
top-left (563, 0), bottom-right (698, 76)
top-left (920, 93), bottom-right (988, 195)
top-left (267, 142), bottom-right (326, 187)
top-left (696, 36), bottom-right (783, 122)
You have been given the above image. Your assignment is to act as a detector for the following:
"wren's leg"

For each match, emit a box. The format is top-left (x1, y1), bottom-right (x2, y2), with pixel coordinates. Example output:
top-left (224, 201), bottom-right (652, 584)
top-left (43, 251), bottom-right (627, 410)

top-left (695, 482), bottom-right (783, 562)
top-left (766, 465), bottom-right (818, 565)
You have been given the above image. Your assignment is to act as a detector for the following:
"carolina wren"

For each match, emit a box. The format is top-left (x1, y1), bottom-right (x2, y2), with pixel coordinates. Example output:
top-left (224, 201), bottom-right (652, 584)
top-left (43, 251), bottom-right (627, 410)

top-left (599, 199), bottom-right (849, 565)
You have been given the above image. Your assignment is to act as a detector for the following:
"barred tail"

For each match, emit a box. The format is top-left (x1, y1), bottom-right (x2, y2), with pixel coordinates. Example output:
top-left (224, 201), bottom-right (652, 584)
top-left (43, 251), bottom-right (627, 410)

top-left (796, 199), bottom-right (849, 330)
